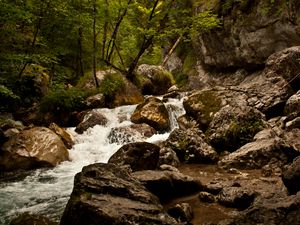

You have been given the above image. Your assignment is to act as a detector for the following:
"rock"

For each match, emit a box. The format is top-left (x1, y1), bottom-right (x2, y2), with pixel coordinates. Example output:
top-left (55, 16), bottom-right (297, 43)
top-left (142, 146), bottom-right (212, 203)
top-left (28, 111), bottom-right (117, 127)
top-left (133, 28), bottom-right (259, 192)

top-left (162, 91), bottom-right (181, 101)
top-left (49, 123), bottom-right (74, 149)
top-left (158, 147), bottom-right (180, 167)
top-left (132, 169), bottom-right (203, 202)
top-left (221, 192), bottom-right (300, 225)
top-left (75, 110), bottom-right (108, 134)
top-left (207, 104), bottom-right (265, 152)
top-left (285, 117), bottom-right (300, 130)
top-left (60, 163), bottom-right (178, 225)
top-left (165, 128), bottom-right (218, 163)
top-left (108, 142), bottom-right (160, 171)
top-left (198, 191), bottom-right (216, 203)
top-left (137, 64), bottom-right (174, 95)
top-left (219, 136), bottom-right (299, 170)
top-left (283, 128), bottom-right (300, 152)
top-left (167, 203), bottom-right (193, 223)
top-left (217, 187), bottom-right (256, 209)
top-left (183, 89), bottom-right (223, 131)
top-left (108, 123), bottom-right (156, 145)
top-left (9, 213), bottom-right (57, 225)
top-left (0, 128), bottom-right (8, 146)
top-left (83, 93), bottom-right (105, 109)
top-left (284, 90), bottom-right (300, 116)
top-left (177, 115), bottom-right (198, 130)
top-left (194, 1), bottom-right (300, 70)
top-left (0, 127), bottom-right (69, 171)
top-left (131, 97), bottom-right (170, 131)
top-left (282, 157), bottom-right (300, 194)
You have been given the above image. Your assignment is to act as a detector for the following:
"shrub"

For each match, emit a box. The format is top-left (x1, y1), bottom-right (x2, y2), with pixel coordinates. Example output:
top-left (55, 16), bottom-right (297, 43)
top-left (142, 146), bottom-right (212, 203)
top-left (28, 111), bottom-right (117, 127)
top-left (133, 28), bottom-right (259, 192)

top-left (100, 73), bottom-right (125, 98)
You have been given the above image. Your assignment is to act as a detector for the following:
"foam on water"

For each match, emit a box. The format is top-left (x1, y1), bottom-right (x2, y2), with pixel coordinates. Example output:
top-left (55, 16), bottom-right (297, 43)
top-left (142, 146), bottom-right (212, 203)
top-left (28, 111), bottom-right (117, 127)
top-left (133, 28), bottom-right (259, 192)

top-left (0, 97), bottom-right (185, 224)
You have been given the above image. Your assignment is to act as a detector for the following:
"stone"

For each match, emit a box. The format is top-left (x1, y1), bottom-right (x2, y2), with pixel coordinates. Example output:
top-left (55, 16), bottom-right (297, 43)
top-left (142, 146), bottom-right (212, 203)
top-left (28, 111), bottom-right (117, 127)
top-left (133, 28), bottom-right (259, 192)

top-left (282, 156), bottom-right (300, 194)
top-left (132, 169), bottom-right (203, 203)
top-left (158, 147), bottom-right (180, 167)
top-left (177, 115), bottom-right (198, 130)
top-left (285, 117), bottom-right (300, 130)
top-left (9, 213), bottom-right (57, 225)
top-left (60, 163), bottom-right (178, 225)
top-left (75, 110), bottom-right (108, 134)
top-left (218, 137), bottom-right (299, 170)
top-left (108, 142), bottom-right (160, 172)
top-left (217, 187), bottom-right (256, 209)
top-left (108, 123), bottom-right (156, 145)
top-left (0, 127), bottom-right (69, 171)
top-left (49, 123), bottom-right (74, 149)
top-left (165, 127), bottom-right (218, 163)
top-left (283, 129), bottom-right (300, 152)
top-left (207, 104), bottom-right (265, 152)
top-left (83, 93), bottom-right (105, 109)
top-left (284, 91), bottom-right (300, 116)
top-left (131, 97), bottom-right (170, 131)
top-left (167, 203), bottom-right (193, 223)
top-left (198, 191), bottom-right (216, 203)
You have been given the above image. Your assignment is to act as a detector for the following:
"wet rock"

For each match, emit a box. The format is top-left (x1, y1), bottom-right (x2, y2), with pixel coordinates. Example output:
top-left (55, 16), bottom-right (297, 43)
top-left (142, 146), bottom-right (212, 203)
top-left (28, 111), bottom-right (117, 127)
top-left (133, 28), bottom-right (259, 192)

top-left (163, 91), bottom-right (181, 101)
top-left (108, 123), bottom-right (156, 145)
top-left (49, 123), bottom-right (74, 149)
top-left (183, 89), bottom-right (223, 131)
top-left (207, 104), bottom-right (265, 152)
top-left (217, 186), bottom-right (256, 209)
top-left (158, 147), bottom-right (180, 167)
top-left (137, 64), bottom-right (174, 95)
top-left (108, 142), bottom-right (160, 172)
top-left (165, 127), bottom-right (218, 163)
top-left (83, 93), bottom-right (105, 109)
top-left (132, 170), bottom-right (203, 202)
top-left (131, 97), bottom-right (170, 132)
top-left (177, 115), bottom-right (198, 130)
top-left (75, 110), bottom-right (108, 134)
top-left (285, 117), bottom-right (300, 130)
top-left (167, 203), bottom-right (193, 223)
top-left (198, 191), bottom-right (216, 203)
top-left (60, 163), bottom-right (177, 225)
top-left (221, 192), bottom-right (300, 225)
top-left (284, 91), bottom-right (300, 116)
top-left (0, 127), bottom-right (69, 171)
top-left (9, 213), bottom-right (57, 225)
top-left (282, 157), bottom-right (300, 194)
top-left (219, 136), bottom-right (299, 170)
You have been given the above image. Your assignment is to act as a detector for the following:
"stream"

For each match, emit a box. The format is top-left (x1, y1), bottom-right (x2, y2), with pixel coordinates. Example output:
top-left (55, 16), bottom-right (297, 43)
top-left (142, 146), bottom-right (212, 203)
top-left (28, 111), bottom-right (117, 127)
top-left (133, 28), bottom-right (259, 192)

top-left (0, 97), bottom-right (185, 224)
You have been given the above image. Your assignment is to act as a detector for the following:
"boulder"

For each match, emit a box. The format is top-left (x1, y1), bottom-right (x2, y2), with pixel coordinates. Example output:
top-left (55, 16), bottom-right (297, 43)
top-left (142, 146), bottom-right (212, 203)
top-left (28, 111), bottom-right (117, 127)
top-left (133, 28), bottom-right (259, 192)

top-left (49, 123), bottom-right (74, 149)
top-left (137, 64), bottom-right (174, 95)
top-left (217, 186), bottom-right (256, 209)
top-left (282, 157), bottom-right (300, 194)
top-left (108, 123), bottom-right (156, 145)
top-left (0, 127), bottom-right (69, 171)
top-left (167, 203), bottom-right (193, 223)
top-left (198, 191), bottom-right (216, 203)
top-left (218, 136), bottom-right (299, 170)
top-left (75, 110), bottom-right (108, 134)
top-left (284, 90), bottom-right (300, 116)
top-left (285, 117), bottom-right (300, 130)
top-left (132, 169), bottom-right (203, 202)
top-left (131, 97), bottom-right (170, 132)
top-left (60, 163), bottom-right (177, 225)
top-left (183, 89), bottom-right (223, 130)
top-left (207, 104), bottom-right (265, 152)
top-left (221, 192), bottom-right (300, 225)
top-left (158, 147), bottom-right (180, 167)
top-left (283, 129), bottom-right (300, 152)
top-left (108, 142), bottom-right (160, 172)
top-left (165, 128), bottom-right (218, 163)
top-left (177, 115), bottom-right (198, 130)
top-left (9, 213), bottom-right (57, 225)
top-left (83, 93), bottom-right (105, 109)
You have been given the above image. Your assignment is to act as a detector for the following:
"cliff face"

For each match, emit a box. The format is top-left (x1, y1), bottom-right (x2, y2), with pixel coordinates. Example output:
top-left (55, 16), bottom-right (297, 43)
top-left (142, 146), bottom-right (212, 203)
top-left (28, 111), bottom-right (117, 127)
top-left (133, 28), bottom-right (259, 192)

top-left (194, 0), bottom-right (300, 70)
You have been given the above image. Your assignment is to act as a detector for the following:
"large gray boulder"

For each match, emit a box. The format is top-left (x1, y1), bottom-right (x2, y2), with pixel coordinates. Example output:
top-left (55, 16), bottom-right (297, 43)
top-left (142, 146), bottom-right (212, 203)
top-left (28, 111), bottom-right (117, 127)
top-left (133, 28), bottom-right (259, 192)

top-left (108, 142), bottom-right (160, 172)
top-left (0, 127), bottom-right (69, 171)
top-left (131, 97), bottom-right (170, 132)
top-left (60, 163), bottom-right (178, 225)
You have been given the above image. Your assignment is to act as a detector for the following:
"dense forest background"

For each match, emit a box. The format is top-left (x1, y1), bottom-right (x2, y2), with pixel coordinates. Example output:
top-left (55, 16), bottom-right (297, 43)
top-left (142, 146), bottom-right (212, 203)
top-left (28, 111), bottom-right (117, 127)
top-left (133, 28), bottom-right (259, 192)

top-left (0, 0), bottom-right (219, 114)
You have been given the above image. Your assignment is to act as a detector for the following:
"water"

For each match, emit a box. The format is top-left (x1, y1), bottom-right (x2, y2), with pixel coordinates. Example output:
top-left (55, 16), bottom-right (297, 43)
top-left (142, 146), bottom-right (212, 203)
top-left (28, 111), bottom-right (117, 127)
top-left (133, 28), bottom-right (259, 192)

top-left (0, 97), bottom-right (185, 224)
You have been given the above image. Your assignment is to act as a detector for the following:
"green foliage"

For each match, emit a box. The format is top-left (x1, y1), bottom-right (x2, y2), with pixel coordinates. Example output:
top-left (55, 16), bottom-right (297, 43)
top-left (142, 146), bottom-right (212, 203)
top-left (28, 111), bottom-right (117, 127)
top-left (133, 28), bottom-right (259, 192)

top-left (100, 73), bottom-right (125, 98)
top-left (40, 86), bottom-right (88, 113)
top-left (0, 85), bottom-right (20, 112)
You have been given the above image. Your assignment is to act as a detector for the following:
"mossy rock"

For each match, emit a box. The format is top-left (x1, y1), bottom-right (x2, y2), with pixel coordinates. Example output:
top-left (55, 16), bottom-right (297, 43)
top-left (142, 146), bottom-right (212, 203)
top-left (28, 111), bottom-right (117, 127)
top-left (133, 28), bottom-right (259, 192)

top-left (183, 89), bottom-right (222, 131)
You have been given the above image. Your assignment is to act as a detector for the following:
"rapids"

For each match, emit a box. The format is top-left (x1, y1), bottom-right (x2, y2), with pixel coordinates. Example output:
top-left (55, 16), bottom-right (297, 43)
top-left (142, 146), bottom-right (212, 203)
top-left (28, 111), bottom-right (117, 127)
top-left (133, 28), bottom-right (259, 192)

top-left (0, 97), bottom-right (185, 224)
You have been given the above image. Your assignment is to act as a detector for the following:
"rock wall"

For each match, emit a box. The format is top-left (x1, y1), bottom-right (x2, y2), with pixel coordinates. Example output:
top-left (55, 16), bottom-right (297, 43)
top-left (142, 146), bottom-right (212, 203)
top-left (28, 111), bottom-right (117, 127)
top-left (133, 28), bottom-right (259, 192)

top-left (194, 0), bottom-right (300, 70)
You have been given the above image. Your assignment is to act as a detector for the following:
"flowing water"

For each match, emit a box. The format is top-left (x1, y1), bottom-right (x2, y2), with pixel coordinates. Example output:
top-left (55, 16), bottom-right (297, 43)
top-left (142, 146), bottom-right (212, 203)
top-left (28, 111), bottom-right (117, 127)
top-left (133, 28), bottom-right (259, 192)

top-left (0, 97), bottom-right (185, 224)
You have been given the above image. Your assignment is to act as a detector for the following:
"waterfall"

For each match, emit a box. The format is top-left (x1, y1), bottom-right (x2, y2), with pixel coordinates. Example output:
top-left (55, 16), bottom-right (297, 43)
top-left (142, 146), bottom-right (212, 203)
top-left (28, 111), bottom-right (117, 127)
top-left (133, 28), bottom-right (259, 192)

top-left (0, 97), bottom-right (185, 224)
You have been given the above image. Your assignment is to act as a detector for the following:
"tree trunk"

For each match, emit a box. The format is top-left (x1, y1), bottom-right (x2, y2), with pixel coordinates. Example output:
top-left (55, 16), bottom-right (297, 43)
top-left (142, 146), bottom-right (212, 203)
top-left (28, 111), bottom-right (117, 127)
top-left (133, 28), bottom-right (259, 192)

top-left (93, 0), bottom-right (99, 88)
